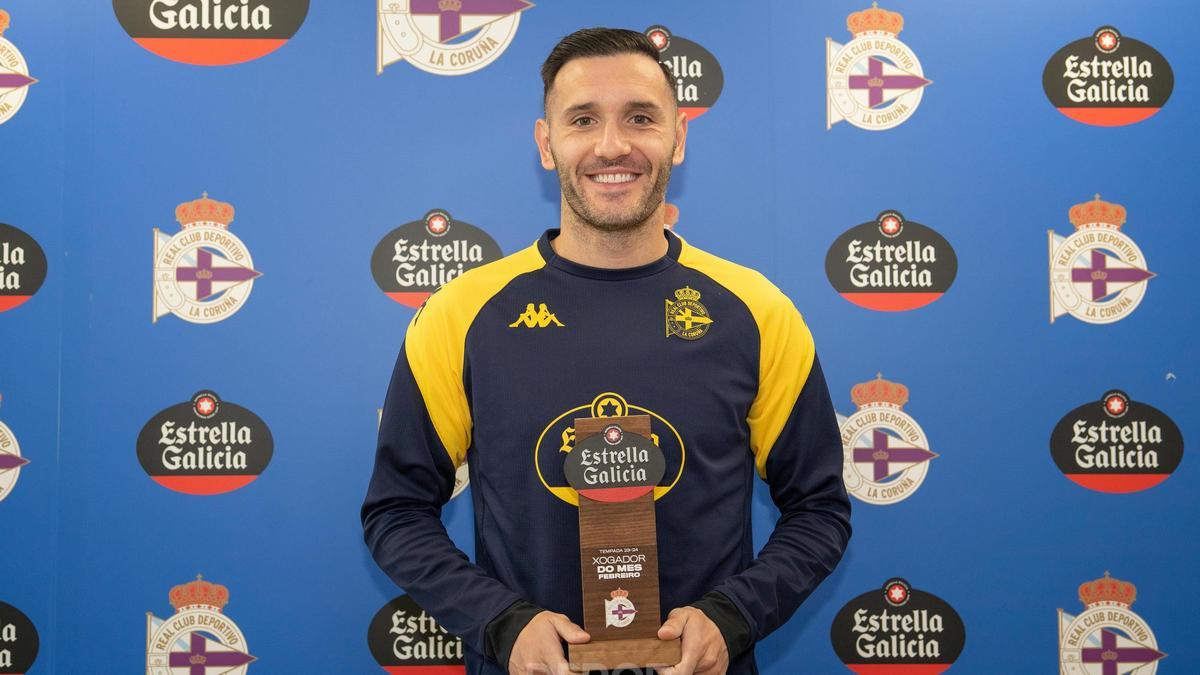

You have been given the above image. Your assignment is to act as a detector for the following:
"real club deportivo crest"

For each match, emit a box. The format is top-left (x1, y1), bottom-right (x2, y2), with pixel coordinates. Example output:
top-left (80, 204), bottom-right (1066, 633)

top-left (146, 575), bottom-right (256, 675)
top-left (604, 589), bottom-right (637, 629)
top-left (367, 594), bottom-right (464, 672)
top-left (153, 193), bottom-right (262, 324)
top-left (665, 286), bottom-right (712, 340)
top-left (827, 3), bottom-right (931, 130)
top-left (0, 10), bottom-right (35, 126)
top-left (0, 600), bottom-right (39, 674)
top-left (645, 25), bottom-right (724, 120)
top-left (830, 577), bottom-right (965, 672)
top-left (1043, 26), bottom-right (1173, 126)
top-left (1049, 195), bottom-right (1153, 324)
top-left (377, 0), bottom-right (533, 76)
top-left (840, 374), bottom-right (937, 505)
top-left (0, 394), bottom-right (29, 504)
top-left (1059, 573), bottom-right (1166, 674)
top-left (113, 0), bottom-right (309, 66)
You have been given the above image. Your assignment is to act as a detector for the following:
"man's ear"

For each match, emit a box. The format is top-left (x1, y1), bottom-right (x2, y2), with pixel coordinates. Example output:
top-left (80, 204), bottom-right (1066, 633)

top-left (672, 109), bottom-right (688, 166)
top-left (534, 118), bottom-right (555, 170)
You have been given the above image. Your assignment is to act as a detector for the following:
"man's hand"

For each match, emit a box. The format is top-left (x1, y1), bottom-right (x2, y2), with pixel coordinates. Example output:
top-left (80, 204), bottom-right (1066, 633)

top-left (655, 606), bottom-right (729, 675)
top-left (508, 610), bottom-right (590, 675)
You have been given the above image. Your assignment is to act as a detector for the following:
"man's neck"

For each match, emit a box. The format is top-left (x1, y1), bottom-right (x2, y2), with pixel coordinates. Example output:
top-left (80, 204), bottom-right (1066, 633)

top-left (550, 203), bottom-right (669, 269)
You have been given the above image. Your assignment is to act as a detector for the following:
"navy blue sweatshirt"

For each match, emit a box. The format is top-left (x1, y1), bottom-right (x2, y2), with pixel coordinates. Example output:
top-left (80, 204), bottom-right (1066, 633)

top-left (362, 228), bottom-right (851, 674)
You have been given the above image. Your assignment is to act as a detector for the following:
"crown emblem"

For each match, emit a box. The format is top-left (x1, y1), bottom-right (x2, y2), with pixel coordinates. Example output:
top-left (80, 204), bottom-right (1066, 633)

top-left (847, 2), bottom-right (904, 37)
top-left (1078, 572), bottom-right (1137, 608)
top-left (176, 192), bottom-right (235, 229)
top-left (169, 574), bottom-right (230, 611)
top-left (851, 373), bottom-right (909, 409)
top-left (0, 10), bottom-right (10, 37)
top-left (438, 0), bottom-right (462, 11)
top-left (609, 588), bottom-right (630, 599)
top-left (674, 287), bottom-right (701, 302)
top-left (1069, 194), bottom-right (1126, 231)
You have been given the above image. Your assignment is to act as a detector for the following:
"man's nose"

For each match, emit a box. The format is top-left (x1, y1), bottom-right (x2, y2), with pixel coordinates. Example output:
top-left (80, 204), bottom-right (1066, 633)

top-left (594, 121), bottom-right (631, 159)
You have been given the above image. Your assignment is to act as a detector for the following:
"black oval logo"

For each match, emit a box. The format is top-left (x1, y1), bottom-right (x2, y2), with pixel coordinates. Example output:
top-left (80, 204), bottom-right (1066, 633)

top-left (367, 594), bottom-right (464, 672)
top-left (371, 209), bottom-right (503, 309)
top-left (0, 223), bottom-right (48, 313)
top-left (565, 426), bottom-right (665, 503)
top-left (831, 578), bottom-right (965, 672)
top-left (646, 25), bottom-right (724, 120)
top-left (0, 600), bottom-right (39, 675)
top-left (113, 0), bottom-right (309, 66)
top-left (1042, 26), bottom-right (1174, 126)
top-left (136, 390), bottom-right (274, 495)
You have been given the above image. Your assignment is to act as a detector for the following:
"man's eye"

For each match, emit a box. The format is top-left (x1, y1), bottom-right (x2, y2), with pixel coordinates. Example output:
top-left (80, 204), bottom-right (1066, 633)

top-left (572, 117), bottom-right (595, 127)
top-left (631, 114), bottom-right (652, 124)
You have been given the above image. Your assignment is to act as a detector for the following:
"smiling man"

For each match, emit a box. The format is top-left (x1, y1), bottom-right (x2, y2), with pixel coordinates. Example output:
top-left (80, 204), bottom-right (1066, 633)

top-left (363, 28), bottom-right (851, 675)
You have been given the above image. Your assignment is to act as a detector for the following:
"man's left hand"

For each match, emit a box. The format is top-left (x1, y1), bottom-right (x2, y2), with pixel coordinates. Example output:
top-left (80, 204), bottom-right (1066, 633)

top-left (655, 606), bottom-right (729, 675)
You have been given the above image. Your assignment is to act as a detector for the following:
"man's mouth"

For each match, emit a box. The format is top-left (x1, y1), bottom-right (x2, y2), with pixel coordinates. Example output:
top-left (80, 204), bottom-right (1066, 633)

top-left (589, 172), bottom-right (639, 184)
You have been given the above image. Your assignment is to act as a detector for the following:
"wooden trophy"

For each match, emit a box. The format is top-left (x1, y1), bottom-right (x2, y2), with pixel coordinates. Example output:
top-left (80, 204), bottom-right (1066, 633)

top-left (565, 415), bottom-right (681, 672)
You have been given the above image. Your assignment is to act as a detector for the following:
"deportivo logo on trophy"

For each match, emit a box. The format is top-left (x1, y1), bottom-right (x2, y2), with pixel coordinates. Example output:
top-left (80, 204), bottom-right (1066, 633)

top-left (1058, 573), bottom-right (1166, 674)
top-left (0, 10), bottom-right (36, 125)
top-left (664, 286), bottom-right (712, 340)
top-left (1043, 26), bottom-right (1173, 126)
top-left (146, 575), bottom-right (256, 675)
top-left (1050, 390), bottom-right (1183, 494)
top-left (645, 25), bottom-right (723, 120)
top-left (153, 193), bottom-right (262, 324)
top-left (0, 394), bottom-right (30, 504)
top-left (825, 210), bottom-right (957, 311)
top-left (0, 223), bottom-right (47, 313)
top-left (371, 209), bottom-right (502, 308)
top-left (831, 578), bottom-right (965, 673)
top-left (826, 3), bottom-right (931, 130)
top-left (113, 0), bottom-right (309, 66)
top-left (840, 374), bottom-right (936, 505)
top-left (604, 589), bottom-right (637, 629)
top-left (137, 390), bottom-right (274, 495)
top-left (367, 594), bottom-right (465, 674)
top-left (378, 407), bottom-right (469, 498)
top-left (1049, 195), bottom-right (1153, 324)
top-left (377, 0), bottom-right (533, 76)
top-left (0, 600), bottom-right (39, 674)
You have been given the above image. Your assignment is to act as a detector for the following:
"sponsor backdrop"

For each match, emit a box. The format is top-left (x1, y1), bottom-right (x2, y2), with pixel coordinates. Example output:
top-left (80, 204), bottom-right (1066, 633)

top-left (0, 0), bottom-right (1197, 672)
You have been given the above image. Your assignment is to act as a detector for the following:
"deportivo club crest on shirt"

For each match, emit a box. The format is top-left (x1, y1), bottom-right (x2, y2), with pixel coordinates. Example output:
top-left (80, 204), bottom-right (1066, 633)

top-left (826, 3), bottom-right (931, 131)
top-left (1049, 195), bottom-right (1153, 324)
top-left (665, 286), bottom-right (712, 340)
top-left (153, 193), bottom-right (262, 324)
top-left (1058, 573), bottom-right (1166, 674)
top-left (0, 394), bottom-right (29, 504)
top-left (377, 0), bottom-right (533, 76)
top-left (839, 374), bottom-right (937, 506)
top-left (146, 575), bottom-right (257, 675)
top-left (604, 589), bottom-right (637, 629)
top-left (645, 25), bottom-right (723, 120)
top-left (0, 10), bottom-right (36, 126)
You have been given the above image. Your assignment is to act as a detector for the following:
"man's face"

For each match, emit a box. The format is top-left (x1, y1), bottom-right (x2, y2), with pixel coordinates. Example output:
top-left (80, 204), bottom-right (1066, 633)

top-left (536, 53), bottom-right (687, 232)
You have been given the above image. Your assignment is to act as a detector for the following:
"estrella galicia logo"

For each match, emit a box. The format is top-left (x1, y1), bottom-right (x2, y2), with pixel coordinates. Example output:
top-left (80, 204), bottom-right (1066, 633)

top-left (1043, 26), bottom-right (1173, 126)
top-left (368, 594), bottom-right (464, 674)
top-left (377, 0), bottom-right (533, 76)
top-left (645, 26), bottom-right (723, 120)
top-left (1051, 390), bottom-right (1183, 494)
top-left (1059, 573), bottom-right (1165, 673)
top-left (0, 600), bottom-right (39, 674)
top-left (0, 10), bottom-right (37, 126)
top-left (0, 223), bottom-right (47, 313)
top-left (831, 578), bottom-right (965, 673)
top-left (826, 210), bottom-right (957, 311)
top-left (113, 0), bottom-right (309, 66)
top-left (137, 390), bottom-right (273, 495)
top-left (371, 209), bottom-right (502, 308)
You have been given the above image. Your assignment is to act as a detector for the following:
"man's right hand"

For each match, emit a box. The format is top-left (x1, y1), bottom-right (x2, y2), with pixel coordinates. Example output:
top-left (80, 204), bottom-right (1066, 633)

top-left (508, 610), bottom-right (590, 675)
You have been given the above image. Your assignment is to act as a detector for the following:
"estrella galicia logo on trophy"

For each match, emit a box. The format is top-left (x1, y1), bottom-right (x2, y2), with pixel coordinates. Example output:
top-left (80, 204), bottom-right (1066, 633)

top-left (1049, 195), bottom-right (1153, 324)
top-left (0, 10), bottom-right (36, 126)
top-left (137, 391), bottom-right (274, 495)
top-left (377, 0), bottom-right (533, 76)
top-left (826, 210), bottom-right (957, 311)
top-left (644, 25), bottom-right (723, 120)
top-left (379, 407), bottom-right (470, 498)
top-left (1059, 573), bottom-right (1166, 674)
top-left (146, 575), bottom-right (257, 674)
top-left (826, 3), bottom-right (931, 130)
top-left (153, 192), bottom-right (261, 324)
top-left (0, 394), bottom-right (30, 504)
top-left (1051, 390), bottom-right (1183, 494)
top-left (0, 223), bottom-right (48, 313)
top-left (0, 600), bottom-right (39, 674)
top-left (371, 209), bottom-right (502, 308)
top-left (1043, 26), bottom-right (1173, 126)
top-left (113, 0), bottom-right (309, 66)
top-left (367, 594), bottom-right (465, 673)
top-left (831, 578), bottom-right (965, 673)
top-left (840, 374), bottom-right (936, 505)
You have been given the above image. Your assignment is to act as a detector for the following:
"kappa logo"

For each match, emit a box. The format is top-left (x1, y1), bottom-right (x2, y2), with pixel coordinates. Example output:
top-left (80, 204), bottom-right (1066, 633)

top-left (0, 394), bottom-right (29, 504)
top-left (839, 374), bottom-right (937, 505)
top-left (1049, 195), bottom-right (1153, 324)
top-left (113, 0), bottom-right (309, 66)
top-left (1044, 26), bottom-right (1173, 126)
top-left (0, 223), bottom-right (47, 313)
top-left (645, 25), bottom-right (723, 120)
top-left (379, 407), bottom-right (469, 498)
top-left (826, 3), bottom-right (931, 131)
top-left (0, 600), bottom-right (39, 674)
top-left (1059, 572), bottom-right (1166, 674)
top-left (146, 575), bottom-right (256, 675)
top-left (0, 10), bottom-right (36, 126)
top-left (153, 192), bottom-right (262, 324)
top-left (604, 589), bottom-right (637, 629)
top-left (665, 286), bottom-right (712, 340)
top-left (509, 303), bottom-right (563, 328)
top-left (377, 0), bottom-right (533, 76)
top-left (372, 209), bottom-right (502, 308)
top-left (831, 578), bottom-right (965, 672)
top-left (367, 594), bottom-right (464, 674)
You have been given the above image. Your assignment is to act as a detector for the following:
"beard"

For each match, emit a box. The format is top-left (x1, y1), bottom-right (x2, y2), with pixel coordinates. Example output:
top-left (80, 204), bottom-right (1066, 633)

top-left (553, 147), bottom-right (674, 233)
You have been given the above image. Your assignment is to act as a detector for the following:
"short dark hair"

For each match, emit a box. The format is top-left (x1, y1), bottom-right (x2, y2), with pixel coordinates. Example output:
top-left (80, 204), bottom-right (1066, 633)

top-left (541, 27), bottom-right (675, 107)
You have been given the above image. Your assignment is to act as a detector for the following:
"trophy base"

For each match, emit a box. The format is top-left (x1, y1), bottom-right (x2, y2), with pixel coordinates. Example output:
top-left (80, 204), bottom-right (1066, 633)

top-left (568, 638), bottom-right (682, 672)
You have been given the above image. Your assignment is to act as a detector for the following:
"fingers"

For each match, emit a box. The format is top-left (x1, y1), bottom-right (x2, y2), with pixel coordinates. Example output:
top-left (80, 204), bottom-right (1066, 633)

top-left (548, 612), bottom-right (590, 643)
top-left (658, 607), bottom-right (691, 640)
